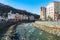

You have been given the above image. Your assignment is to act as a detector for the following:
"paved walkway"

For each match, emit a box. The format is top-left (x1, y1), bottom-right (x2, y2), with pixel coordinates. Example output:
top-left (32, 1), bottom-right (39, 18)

top-left (35, 21), bottom-right (60, 28)
top-left (33, 21), bottom-right (60, 37)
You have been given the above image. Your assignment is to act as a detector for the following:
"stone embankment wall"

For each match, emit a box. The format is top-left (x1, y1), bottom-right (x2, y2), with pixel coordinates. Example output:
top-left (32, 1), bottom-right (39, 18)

top-left (33, 22), bottom-right (60, 37)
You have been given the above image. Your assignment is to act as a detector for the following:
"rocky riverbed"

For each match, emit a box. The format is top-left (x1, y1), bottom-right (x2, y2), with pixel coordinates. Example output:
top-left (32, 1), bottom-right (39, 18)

top-left (15, 23), bottom-right (60, 40)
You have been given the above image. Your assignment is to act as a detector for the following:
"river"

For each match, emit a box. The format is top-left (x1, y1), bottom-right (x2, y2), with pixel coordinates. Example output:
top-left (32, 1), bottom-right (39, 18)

top-left (16, 23), bottom-right (60, 40)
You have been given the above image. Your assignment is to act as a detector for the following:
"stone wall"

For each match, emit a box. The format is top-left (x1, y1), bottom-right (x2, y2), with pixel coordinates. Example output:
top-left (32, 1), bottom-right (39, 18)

top-left (33, 22), bottom-right (60, 37)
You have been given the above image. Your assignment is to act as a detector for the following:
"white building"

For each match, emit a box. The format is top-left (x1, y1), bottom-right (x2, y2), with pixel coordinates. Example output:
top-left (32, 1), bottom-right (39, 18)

top-left (29, 15), bottom-right (34, 20)
top-left (46, 2), bottom-right (60, 20)
top-left (8, 11), bottom-right (16, 19)
top-left (16, 13), bottom-right (23, 20)
top-left (22, 15), bottom-right (28, 20)
top-left (0, 16), bottom-right (5, 20)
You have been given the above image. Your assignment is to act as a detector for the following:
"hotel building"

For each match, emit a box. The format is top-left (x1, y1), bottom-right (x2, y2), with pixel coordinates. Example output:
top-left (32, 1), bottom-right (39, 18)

top-left (46, 2), bottom-right (60, 20)
top-left (40, 7), bottom-right (46, 20)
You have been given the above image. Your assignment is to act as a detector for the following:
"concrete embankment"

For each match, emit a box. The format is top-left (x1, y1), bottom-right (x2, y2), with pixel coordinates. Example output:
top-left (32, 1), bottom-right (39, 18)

top-left (33, 21), bottom-right (60, 37)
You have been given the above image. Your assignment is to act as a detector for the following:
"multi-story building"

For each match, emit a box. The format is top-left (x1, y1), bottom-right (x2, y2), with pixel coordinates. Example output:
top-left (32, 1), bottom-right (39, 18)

top-left (46, 2), bottom-right (60, 20)
top-left (0, 16), bottom-right (5, 20)
top-left (40, 7), bottom-right (46, 20)
top-left (8, 11), bottom-right (16, 19)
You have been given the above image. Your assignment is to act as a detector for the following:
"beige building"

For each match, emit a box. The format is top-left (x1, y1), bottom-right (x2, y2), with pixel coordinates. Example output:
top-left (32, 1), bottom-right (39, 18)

top-left (40, 7), bottom-right (46, 20)
top-left (46, 2), bottom-right (60, 20)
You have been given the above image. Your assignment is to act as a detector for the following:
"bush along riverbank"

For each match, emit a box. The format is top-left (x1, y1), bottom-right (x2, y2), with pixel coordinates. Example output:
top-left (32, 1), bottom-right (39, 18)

top-left (33, 22), bottom-right (60, 37)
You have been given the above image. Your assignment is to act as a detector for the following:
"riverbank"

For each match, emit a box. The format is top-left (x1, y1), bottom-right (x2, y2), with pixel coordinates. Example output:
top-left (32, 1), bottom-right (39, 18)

top-left (33, 21), bottom-right (60, 37)
top-left (1, 22), bottom-right (20, 40)
top-left (15, 22), bottom-right (60, 40)
top-left (1, 21), bottom-right (34, 40)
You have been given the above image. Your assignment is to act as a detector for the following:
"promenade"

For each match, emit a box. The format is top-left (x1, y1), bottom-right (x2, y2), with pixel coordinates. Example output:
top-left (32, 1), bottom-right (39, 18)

top-left (33, 21), bottom-right (60, 37)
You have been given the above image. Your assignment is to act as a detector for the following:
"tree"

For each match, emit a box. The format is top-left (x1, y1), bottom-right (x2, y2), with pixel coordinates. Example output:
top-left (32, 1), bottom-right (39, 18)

top-left (3, 12), bottom-right (8, 18)
top-left (47, 15), bottom-right (52, 21)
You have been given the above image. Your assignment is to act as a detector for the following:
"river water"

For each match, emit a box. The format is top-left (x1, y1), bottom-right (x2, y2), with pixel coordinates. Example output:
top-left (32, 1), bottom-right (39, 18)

top-left (16, 23), bottom-right (60, 40)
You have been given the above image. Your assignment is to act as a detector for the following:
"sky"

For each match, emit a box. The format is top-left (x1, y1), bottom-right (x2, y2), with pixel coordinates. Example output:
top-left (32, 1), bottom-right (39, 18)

top-left (0, 0), bottom-right (60, 15)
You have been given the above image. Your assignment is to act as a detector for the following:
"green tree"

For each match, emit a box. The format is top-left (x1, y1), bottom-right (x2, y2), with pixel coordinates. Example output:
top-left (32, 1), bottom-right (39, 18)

top-left (3, 12), bottom-right (8, 18)
top-left (47, 15), bottom-right (52, 21)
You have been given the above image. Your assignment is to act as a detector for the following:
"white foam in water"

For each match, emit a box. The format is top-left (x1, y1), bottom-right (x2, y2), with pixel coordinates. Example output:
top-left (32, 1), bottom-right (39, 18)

top-left (15, 23), bottom-right (60, 40)
top-left (39, 31), bottom-right (43, 35)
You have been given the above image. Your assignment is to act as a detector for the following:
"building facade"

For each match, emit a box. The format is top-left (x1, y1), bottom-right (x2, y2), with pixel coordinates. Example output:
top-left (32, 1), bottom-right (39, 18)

top-left (8, 11), bottom-right (16, 19)
top-left (46, 2), bottom-right (60, 20)
top-left (40, 7), bottom-right (46, 20)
